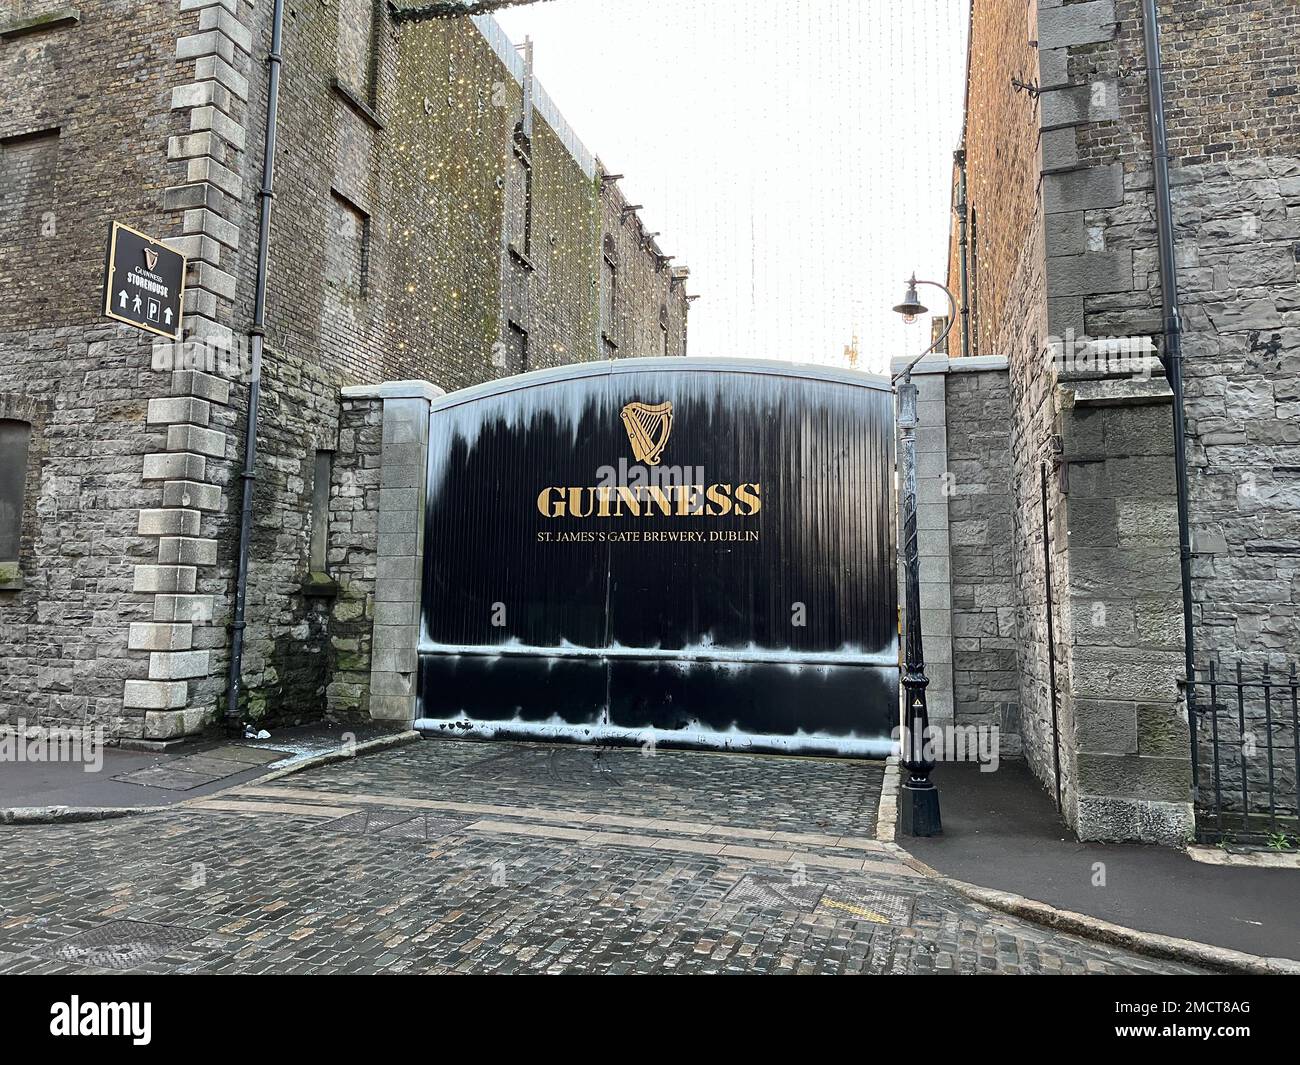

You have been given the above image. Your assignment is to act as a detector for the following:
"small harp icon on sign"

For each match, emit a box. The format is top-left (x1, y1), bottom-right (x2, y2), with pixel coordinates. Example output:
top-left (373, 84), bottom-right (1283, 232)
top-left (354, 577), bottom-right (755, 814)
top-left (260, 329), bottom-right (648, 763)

top-left (143, 247), bottom-right (159, 271)
top-left (620, 401), bottom-right (673, 466)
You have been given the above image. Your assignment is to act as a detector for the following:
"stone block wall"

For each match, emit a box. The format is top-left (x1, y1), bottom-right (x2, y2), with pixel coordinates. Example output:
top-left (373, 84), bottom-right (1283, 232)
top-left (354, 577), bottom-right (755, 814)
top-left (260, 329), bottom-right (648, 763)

top-left (1055, 369), bottom-right (1192, 843)
top-left (900, 350), bottom-right (1190, 840)
top-left (894, 354), bottom-right (1019, 751)
top-left (1038, 0), bottom-right (1300, 667)
top-left (0, 327), bottom-right (162, 740)
top-left (940, 0), bottom-right (1300, 840)
top-left (945, 359), bottom-right (1020, 752)
top-left (324, 393), bottom-right (383, 719)
top-left (0, 1), bottom-right (222, 741)
top-left (335, 381), bottom-right (441, 726)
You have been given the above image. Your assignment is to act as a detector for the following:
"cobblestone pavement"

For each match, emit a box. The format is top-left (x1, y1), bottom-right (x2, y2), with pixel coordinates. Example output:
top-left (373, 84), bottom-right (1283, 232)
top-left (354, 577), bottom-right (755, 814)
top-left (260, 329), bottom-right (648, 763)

top-left (0, 739), bottom-right (1208, 974)
top-left (255, 739), bottom-right (888, 835)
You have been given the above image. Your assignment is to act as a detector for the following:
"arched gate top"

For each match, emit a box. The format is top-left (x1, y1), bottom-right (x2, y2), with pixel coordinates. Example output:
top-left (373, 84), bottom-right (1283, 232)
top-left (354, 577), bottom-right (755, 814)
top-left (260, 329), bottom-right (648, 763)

top-left (430, 356), bottom-right (893, 414)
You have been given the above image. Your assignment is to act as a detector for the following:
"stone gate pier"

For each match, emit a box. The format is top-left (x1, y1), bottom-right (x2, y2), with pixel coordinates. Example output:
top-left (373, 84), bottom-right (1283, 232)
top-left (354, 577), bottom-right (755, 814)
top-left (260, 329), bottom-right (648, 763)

top-left (895, 352), bottom-right (1193, 846)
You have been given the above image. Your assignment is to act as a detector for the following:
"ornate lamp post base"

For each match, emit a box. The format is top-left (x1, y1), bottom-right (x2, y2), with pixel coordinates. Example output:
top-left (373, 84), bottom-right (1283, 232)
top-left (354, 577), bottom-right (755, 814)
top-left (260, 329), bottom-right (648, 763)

top-left (900, 777), bottom-right (942, 837)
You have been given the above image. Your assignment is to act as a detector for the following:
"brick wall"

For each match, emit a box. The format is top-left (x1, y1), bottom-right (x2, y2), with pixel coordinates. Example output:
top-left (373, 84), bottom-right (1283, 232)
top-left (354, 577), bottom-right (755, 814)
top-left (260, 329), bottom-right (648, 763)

top-left (953, 0), bottom-right (1042, 359)
top-left (0, 4), bottom-right (689, 738)
top-left (599, 173), bottom-right (689, 358)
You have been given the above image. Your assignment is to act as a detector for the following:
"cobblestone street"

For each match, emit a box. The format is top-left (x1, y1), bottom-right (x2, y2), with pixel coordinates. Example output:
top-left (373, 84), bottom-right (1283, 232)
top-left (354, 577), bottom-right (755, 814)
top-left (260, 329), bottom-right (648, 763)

top-left (0, 740), bottom-right (1207, 974)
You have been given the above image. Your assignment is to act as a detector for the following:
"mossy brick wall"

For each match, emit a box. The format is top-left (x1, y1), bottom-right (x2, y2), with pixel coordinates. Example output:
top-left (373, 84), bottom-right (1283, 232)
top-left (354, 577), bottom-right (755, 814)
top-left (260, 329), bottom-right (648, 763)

top-left (513, 113), bottom-right (601, 369)
top-left (224, 8), bottom-right (678, 726)
top-left (600, 177), bottom-right (689, 358)
top-left (1, 3), bottom-right (689, 736)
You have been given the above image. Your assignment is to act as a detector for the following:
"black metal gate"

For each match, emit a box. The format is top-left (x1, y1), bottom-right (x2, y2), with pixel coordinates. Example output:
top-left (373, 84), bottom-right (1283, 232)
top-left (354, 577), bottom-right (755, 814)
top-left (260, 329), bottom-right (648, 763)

top-left (1190, 660), bottom-right (1300, 844)
top-left (415, 357), bottom-right (899, 756)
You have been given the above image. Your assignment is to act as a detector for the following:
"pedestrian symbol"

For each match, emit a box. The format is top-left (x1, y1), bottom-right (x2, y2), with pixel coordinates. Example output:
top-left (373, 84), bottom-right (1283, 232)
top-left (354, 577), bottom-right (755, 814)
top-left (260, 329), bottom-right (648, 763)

top-left (102, 221), bottom-right (186, 339)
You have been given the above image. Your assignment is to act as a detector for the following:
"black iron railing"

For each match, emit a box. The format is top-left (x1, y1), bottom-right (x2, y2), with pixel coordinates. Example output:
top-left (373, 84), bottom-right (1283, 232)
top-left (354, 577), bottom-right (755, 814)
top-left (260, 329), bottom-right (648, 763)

top-left (1190, 661), bottom-right (1300, 844)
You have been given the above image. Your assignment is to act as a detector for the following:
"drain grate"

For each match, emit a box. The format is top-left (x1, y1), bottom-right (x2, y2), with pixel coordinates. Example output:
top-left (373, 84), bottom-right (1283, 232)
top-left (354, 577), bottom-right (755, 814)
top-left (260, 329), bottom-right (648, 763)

top-left (723, 873), bottom-right (826, 911)
top-left (319, 809), bottom-right (373, 835)
top-left (378, 814), bottom-right (467, 841)
top-left (360, 809), bottom-right (418, 834)
top-left (816, 885), bottom-right (915, 926)
top-left (320, 808), bottom-right (466, 841)
top-left (39, 920), bottom-right (203, 970)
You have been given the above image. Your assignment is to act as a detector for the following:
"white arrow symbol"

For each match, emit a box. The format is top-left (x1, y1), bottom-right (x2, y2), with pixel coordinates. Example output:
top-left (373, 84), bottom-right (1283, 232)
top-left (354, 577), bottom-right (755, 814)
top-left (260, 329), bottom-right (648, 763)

top-left (132, 295), bottom-right (142, 313)
top-left (164, 307), bottom-right (173, 325)
top-left (118, 291), bottom-right (128, 309)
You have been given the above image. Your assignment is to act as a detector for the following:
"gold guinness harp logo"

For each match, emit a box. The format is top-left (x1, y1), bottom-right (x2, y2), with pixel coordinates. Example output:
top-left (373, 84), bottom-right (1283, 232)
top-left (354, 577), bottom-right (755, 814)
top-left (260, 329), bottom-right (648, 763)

top-left (143, 247), bottom-right (159, 271)
top-left (620, 401), bottom-right (673, 465)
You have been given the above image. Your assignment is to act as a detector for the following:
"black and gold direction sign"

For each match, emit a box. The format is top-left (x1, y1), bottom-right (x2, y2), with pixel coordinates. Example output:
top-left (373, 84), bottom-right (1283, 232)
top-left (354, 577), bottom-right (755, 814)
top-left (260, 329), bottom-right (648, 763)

top-left (102, 221), bottom-right (187, 339)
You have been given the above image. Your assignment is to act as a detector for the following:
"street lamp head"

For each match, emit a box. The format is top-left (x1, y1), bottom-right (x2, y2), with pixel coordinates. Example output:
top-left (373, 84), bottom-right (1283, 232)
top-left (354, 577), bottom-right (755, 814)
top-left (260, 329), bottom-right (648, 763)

top-left (892, 274), bottom-right (929, 325)
top-left (893, 275), bottom-right (928, 323)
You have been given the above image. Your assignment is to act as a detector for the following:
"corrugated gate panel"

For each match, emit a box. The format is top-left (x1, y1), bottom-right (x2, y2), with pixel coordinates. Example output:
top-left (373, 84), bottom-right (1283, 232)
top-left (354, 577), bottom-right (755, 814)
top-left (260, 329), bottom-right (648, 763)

top-left (417, 357), bottom-right (898, 757)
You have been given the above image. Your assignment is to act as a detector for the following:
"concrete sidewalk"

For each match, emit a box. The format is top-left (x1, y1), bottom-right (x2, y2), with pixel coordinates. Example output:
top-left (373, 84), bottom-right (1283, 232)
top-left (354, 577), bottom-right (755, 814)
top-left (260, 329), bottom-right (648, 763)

top-left (900, 760), bottom-right (1300, 962)
top-left (0, 722), bottom-right (405, 814)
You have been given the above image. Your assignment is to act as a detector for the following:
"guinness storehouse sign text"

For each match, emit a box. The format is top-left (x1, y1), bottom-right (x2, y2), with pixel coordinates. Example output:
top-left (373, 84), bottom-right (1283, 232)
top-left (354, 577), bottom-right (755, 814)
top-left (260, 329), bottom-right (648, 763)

top-left (536, 483), bottom-right (762, 519)
top-left (102, 221), bottom-right (187, 339)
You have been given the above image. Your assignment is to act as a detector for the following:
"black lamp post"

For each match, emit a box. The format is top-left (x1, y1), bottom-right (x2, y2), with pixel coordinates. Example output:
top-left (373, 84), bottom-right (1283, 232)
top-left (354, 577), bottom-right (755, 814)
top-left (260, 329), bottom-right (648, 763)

top-left (890, 275), bottom-right (956, 837)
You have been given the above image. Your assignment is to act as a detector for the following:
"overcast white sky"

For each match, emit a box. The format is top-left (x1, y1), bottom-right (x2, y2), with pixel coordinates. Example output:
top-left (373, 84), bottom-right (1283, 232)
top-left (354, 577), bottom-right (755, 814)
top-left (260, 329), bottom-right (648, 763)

top-left (495, 0), bottom-right (970, 375)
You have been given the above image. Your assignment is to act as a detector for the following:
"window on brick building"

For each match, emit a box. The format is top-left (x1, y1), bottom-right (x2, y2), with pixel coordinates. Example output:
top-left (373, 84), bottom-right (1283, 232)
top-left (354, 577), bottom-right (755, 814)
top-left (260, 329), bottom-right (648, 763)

top-left (0, 419), bottom-right (31, 568)
top-left (336, 0), bottom-right (378, 101)
top-left (325, 191), bottom-right (370, 298)
top-left (0, 130), bottom-right (60, 319)
top-left (601, 235), bottom-right (618, 341)
top-left (506, 321), bottom-right (529, 373)
top-left (507, 134), bottom-right (533, 258)
top-left (309, 449), bottom-right (333, 575)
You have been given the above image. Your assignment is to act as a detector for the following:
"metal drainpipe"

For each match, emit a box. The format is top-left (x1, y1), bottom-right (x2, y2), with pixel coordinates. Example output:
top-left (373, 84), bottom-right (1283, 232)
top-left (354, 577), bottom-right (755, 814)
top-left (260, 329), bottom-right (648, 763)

top-left (968, 208), bottom-right (981, 357)
top-left (1040, 462), bottom-right (1063, 812)
top-left (225, 0), bottom-right (285, 735)
top-left (1141, 0), bottom-right (1198, 782)
top-left (954, 148), bottom-right (972, 360)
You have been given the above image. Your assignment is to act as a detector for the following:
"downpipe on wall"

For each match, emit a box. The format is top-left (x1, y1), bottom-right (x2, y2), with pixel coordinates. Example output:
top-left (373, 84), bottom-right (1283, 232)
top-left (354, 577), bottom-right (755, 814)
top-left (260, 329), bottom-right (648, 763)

top-left (225, 0), bottom-right (285, 736)
top-left (953, 149), bottom-right (972, 361)
top-left (1141, 0), bottom-right (1198, 794)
